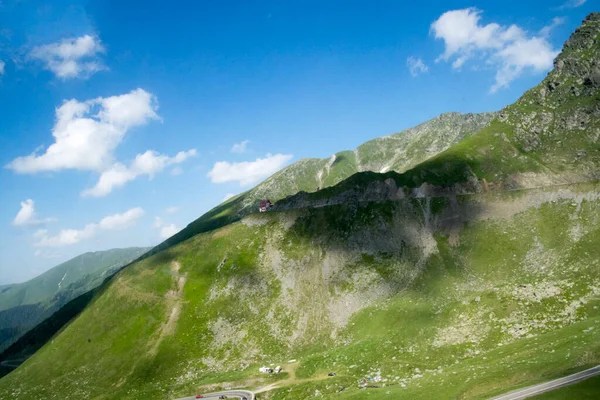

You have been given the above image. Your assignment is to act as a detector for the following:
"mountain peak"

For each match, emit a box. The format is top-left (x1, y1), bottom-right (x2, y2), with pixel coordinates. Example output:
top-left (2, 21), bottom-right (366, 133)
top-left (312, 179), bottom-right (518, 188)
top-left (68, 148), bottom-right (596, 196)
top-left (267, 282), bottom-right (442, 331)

top-left (551, 12), bottom-right (600, 87)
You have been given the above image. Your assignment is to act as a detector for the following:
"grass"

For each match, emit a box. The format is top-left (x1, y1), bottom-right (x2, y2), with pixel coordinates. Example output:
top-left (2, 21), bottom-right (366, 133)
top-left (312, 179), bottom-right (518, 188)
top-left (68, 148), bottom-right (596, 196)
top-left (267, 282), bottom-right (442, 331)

top-left (531, 374), bottom-right (600, 399)
top-left (2, 182), bottom-right (600, 399)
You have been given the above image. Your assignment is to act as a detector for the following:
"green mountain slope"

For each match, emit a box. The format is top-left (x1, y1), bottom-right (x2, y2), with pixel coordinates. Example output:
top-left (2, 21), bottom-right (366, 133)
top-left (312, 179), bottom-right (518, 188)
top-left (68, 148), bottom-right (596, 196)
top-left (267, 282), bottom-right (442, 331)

top-left (2, 183), bottom-right (600, 400)
top-left (0, 247), bottom-right (150, 353)
top-left (1, 12), bottom-right (599, 400)
top-left (272, 13), bottom-right (600, 210)
top-left (388, 13), bottom-right (600, 191)
top-left (153, 111), bottom-right (495, 254)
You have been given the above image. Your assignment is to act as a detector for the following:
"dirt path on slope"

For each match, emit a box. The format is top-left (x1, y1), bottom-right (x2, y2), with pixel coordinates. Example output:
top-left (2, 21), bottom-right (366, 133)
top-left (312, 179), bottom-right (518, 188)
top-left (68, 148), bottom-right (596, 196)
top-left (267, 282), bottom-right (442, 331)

top-left (149, 260), bottom-right (186, 355)
top-left (116, 261), bottom-right (186, 387)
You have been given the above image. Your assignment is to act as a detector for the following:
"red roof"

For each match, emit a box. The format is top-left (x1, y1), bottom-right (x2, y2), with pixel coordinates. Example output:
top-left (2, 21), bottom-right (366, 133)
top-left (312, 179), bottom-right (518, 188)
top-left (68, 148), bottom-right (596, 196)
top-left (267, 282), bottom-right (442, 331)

top-left (259, 200), bottom-right (271, 207)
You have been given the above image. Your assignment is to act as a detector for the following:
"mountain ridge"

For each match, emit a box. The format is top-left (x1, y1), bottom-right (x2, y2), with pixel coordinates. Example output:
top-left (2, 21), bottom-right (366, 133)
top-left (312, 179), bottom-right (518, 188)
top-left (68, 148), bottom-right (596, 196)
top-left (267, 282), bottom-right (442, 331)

top-left (0, 246), bottom-right (150, 355)
top-left (151, 111), bottom-right (496, 257)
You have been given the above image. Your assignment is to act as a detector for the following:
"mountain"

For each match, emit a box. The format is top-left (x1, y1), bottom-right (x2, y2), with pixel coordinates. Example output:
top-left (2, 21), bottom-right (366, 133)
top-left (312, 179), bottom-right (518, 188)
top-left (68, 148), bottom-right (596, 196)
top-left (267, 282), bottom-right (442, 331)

top-left (154, 111), bottom-right (496, 254)
top-left (1, 13), bottom-right (599, 400)
top-left (0, 247), bottom-right (150, 354)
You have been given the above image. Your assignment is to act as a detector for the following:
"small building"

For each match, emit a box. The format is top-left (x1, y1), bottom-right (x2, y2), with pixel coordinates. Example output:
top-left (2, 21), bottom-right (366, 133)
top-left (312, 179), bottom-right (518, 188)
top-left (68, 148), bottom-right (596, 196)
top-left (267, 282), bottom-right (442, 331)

top-left (275, 366), bottom-right (282, 374)
top-left (259, 199), bottom-right (272, 213)
top-left (259, 366), bottom-right (274, 373)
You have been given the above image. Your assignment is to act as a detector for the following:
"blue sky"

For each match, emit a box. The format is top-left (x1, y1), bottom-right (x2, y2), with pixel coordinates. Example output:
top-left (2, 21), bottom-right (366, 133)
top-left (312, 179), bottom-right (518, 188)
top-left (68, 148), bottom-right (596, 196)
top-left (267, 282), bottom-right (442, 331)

top-left (0, 0), bottom-right (594, 284)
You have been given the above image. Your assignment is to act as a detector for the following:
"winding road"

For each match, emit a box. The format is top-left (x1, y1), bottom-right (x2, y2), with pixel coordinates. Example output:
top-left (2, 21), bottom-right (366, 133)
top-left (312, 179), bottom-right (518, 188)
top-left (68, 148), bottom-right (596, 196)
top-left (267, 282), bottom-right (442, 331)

top-left (176, 389), bottom-right (254, 400)
top-left (490, 365), bottom-right (600, 400)
top-left (174, 365), bottom-right (600, 400)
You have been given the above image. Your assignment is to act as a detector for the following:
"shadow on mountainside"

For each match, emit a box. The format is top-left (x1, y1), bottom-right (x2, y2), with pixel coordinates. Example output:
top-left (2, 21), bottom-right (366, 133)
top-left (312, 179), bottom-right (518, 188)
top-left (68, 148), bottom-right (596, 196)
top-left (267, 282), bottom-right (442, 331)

top-left (0, 270), bottom-right (119, 378)
top-left (278, 187), bottom-right (492, 293)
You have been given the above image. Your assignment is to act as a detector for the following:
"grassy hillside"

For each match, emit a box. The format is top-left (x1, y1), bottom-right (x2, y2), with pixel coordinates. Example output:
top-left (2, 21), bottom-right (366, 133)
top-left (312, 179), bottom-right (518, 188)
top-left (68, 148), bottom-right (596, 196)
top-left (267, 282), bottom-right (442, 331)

top-left (0, 247), bottom-right (150, 353)
top-left (150, 112), bottom-right (495, 256)
top-left (1, 183), bottom-right (600, 399)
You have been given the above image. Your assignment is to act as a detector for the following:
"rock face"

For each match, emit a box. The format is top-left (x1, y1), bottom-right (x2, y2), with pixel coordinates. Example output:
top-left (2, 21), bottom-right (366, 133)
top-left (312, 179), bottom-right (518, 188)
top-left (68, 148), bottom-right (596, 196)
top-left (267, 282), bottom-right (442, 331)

top-left (506, 13), bottom-right (600, 164)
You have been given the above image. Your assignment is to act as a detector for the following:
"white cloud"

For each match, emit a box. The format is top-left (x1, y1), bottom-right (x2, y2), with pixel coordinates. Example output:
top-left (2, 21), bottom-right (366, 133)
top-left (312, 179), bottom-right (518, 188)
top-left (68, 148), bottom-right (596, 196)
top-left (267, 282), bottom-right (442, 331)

top-left (165, 206), bottom-right (179, 214)
top-left (431, 8), bottom-right (559, 92)
top-left (98, 207), bottom-right (144, 230)
top-left (0, 60), bottom-right (5, 75)
top-left (13, 200), bottom-right (35, 226)
top-left (7, 89), bottom-right (160, 174)
top-left (29, 35), bottom-right (106, 79)
top-left (82, 149), bottom-right (196, 197)
top-left (13, 199), bottom-right (57, 226)
top-left (231, 140), bottom-right (250, 154)
top-left (558, 0), bottom-right (586, 9)
top-left (222, 193), bottom-right (236, 202)
top-left (153, 216), bottom-right (179, 239)
top-left (407, 56), bottom-right (429, 77)
top-left (160, 224), bottom-right (179, 239)
top-left (34, 207), bottom-right (144, 247)
top-left (490, 37), bottom-right (559, 93)
top-left (207, 153), bottom-right (293, 186)
top-left (35, 224), bottom-right (97, 247)
top-left (6, 89), bottom-right (194, 196)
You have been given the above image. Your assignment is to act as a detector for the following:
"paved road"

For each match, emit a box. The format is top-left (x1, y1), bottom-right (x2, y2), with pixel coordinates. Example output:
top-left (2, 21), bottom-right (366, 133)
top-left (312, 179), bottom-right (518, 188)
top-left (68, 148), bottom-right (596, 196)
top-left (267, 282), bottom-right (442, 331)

top-left (490, 365), bottom-right (600, 400)
top-left (176, 389), bottom-right (254, 400)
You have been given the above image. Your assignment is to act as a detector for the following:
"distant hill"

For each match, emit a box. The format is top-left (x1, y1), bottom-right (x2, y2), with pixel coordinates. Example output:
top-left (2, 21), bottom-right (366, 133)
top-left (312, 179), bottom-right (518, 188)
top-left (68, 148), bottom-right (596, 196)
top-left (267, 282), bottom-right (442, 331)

top-left (0, 247), bottom-right (150, 354)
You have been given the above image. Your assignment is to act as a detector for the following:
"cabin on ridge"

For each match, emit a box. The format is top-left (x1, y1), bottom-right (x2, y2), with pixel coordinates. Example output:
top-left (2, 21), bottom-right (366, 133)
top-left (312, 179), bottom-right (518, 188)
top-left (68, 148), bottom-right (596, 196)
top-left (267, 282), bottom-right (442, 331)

top-left (259, 199), bottom-right (272, 213)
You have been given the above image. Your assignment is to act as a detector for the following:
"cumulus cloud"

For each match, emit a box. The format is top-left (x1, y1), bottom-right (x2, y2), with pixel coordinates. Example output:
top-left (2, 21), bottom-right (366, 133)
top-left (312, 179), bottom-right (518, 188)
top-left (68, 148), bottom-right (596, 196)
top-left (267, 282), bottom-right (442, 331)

top-left (160, 224), bottom-right (179, 239)
top-left (6, 89), bottom-right (193, 196)
top-left (430, 8), bottom-right (560, 92)
top-left (35, 224), bottom-right (97, 247)
top-left (7, 89), bottom-right (160, 174)
top-left (34, 207), bottom-right (144, 247)
top-left (153, 216), bottom-right (179, 239)
top-left (231, 140), bottom-right (250, 154)
top-left (407, 56), bottom-right (429, 77)
top-left (29, 35), bottom-right (106, 79)
top-left (82, 149), bottom-right (196, 197)
top-left (207, 153), bottom-right (293, 186)
top-left (13, 199), bottom-right (57, 226)
top-left (0, 60), bottom-right (5, 75)
top-left (98, 207), bottom-right (144, 230)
